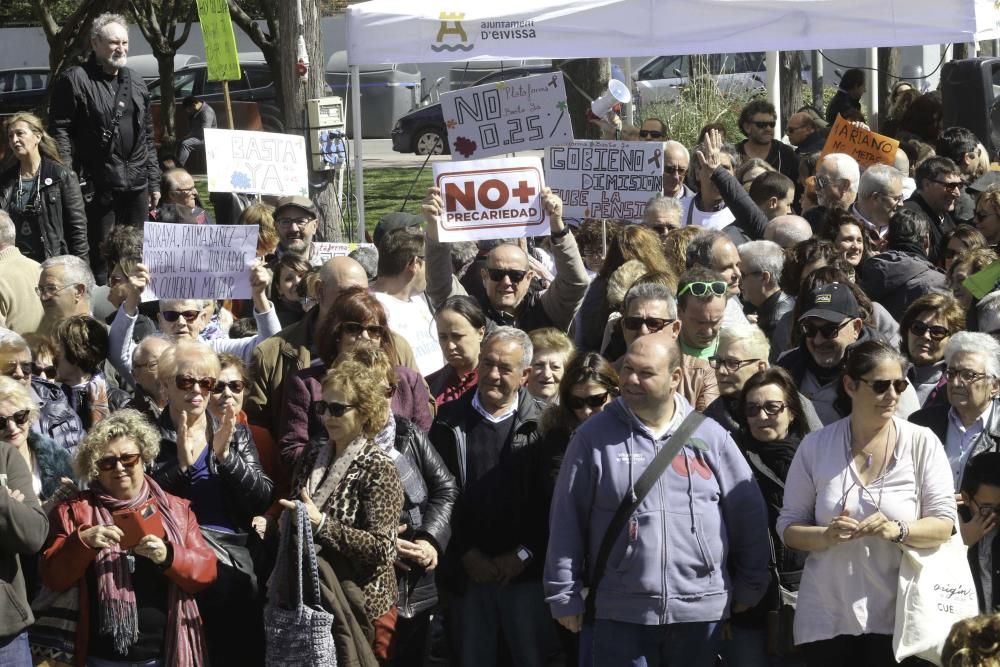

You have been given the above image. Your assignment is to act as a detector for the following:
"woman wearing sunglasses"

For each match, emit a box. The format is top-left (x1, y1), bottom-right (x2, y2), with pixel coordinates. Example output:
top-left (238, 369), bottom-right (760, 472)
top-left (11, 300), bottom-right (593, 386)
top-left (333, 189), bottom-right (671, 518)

top-left (899, 293), bottom-right (964, 409)
top-left (149, 339), bottom-right (273, 667)
top-left (41, 410), bottom-right (217, 666)
top-left (280, 356), bottom-right (404, 663)
top-left (280, 287), bottom-right (433, 464)
top-left (778, 340), bottom-right (956, 665)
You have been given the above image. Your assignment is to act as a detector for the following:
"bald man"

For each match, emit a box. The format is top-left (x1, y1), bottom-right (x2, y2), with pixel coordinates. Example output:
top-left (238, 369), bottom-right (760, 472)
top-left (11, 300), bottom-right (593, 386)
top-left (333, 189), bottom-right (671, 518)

top-left (764, 214), bottom-right (814, 248)
top-left (422, 186), bottom-right (588, 332)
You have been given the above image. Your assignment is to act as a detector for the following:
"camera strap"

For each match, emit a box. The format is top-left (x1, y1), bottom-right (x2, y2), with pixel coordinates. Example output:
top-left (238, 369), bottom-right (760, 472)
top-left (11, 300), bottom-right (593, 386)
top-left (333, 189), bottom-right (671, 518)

top-left (103, 67), bottom-right (132, 155)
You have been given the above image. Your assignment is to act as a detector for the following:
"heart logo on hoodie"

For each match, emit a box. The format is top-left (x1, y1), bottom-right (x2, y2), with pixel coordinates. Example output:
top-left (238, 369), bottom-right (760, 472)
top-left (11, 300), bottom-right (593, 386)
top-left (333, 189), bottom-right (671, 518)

top-left (671, 452), bottom-right (713, 480)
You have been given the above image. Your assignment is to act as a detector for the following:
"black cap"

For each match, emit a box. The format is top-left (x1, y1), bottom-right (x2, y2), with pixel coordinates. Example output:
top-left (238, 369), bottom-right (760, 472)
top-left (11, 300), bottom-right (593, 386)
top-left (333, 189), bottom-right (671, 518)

top-left (374, 212), bottom-right (422, 246)
top-left (798, 282), bottom-right (860, 322)
top-left (969, 171), bottom-right (1000, 194)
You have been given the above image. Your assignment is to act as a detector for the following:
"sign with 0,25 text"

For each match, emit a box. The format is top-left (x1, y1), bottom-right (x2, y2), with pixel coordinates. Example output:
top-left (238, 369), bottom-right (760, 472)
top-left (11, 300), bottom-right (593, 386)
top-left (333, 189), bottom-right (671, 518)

top-left (204, 128), bottom-right (309, 197)
top-left (432, 156), bottom-right (548, 242)
top-left (440, 72), bottom-right (573, 160)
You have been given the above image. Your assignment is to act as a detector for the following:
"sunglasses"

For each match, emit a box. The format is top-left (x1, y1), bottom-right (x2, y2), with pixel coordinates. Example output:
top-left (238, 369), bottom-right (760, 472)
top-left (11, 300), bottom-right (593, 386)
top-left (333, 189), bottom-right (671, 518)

top-left (744, 401), bottom-right (786, 418)
top-left (486, 268), bottom-right (528, 284)
top-left (800, 319), bottom-right (850, 339)
top-left (175, 375), bottom-right (217, 392)
top-left (161, 309), bottom-right (201, 323)
top-left (566, 392), bottom-right (610, 410)
top-left (909, 321), bottom-right (949, 341)
top-left (315, 400), bottom-right (356, 418)
top-left (663, 166), bottom-right (687, 175)
top-left (753, 121), bottom-right (776, 129)
top-left (96, 452), bottom-right (142, 472)
top-left (3, 362), bottom-right (32, 377)
top-left (622, 316), bottom-right (673, 332)
top-left (708, 357), bottom-right (761, 372)
top-left (932, 179), bottom-right (962, 191)
top-left (677, 281), bottom-right (728, 298)
top-left (639, 130), bottom-right (665, 139)
top-left (0, 409), bottom-right (31, 428)
top-left (857, 377), bottom-right (909, 395)
top-left (211, 380), bottom-right (247, 394)
top-left (31, 364), bottom-right (56, 377)
top-left (945, 368), bottom-right (990, 384)
top-left (339, 321), bottom-right (385, 338)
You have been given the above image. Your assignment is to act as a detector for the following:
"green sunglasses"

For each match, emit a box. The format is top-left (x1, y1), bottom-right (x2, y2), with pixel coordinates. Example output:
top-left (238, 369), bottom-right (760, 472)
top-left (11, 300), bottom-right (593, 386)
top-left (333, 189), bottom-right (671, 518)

top-left (677, 281), bottom-right (728, 298)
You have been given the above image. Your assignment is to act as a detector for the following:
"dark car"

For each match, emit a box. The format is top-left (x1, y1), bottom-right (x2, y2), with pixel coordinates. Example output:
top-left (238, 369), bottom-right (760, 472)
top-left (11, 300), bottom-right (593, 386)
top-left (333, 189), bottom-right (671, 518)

top-left (391, 65), bottom-right (559, 155)
top-left (0, 67), bottom-right (51, 118)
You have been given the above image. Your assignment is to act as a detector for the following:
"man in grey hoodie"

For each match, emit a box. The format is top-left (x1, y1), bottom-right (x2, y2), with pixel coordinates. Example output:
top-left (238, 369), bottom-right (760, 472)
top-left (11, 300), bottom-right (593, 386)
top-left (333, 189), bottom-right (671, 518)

top-left (544, 334), bottom-right (770, 666)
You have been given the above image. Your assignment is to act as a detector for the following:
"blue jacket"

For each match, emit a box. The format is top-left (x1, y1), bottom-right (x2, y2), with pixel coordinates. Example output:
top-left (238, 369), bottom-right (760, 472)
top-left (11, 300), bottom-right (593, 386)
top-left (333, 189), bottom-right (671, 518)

top-left (544, 395), bottom-right (770, 626)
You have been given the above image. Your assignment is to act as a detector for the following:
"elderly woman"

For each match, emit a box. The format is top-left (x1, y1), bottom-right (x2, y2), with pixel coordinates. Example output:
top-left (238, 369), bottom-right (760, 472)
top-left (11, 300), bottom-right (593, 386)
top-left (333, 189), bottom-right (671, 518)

top-left (53, 315), bottom-right (116, 430)
top-left (0, 112), bottom-right (88, 262)
top-left (899, 293), bottom-right (965, 409)
top-left (778, 340), bottom-right (956, 664)
top-left (526, 328), bottom-right (576, 404)
top-left (280, 357), bottom-right (404, 663)
top-left (41, 410), bottom-right (217, 665)
top-left (426, 295), bottom-right (486, 407)
top-left (150, 339), bottom-right (273, 667)
top-left (280, 287), bottom-right (433, 464)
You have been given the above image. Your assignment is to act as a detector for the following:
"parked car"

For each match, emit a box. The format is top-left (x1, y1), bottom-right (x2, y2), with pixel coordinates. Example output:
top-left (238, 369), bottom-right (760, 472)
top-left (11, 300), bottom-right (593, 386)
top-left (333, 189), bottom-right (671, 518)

top-left (0, 67), bottom-right (50, 118)
top-left (391, 64), bottom-right (559, 155)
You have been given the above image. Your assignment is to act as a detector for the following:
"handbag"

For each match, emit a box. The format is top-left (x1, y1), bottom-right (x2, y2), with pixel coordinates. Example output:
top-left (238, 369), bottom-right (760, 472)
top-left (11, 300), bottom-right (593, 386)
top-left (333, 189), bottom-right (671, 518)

top-left (584, 411), bottom-right (705, 622)
top-left (28, 584), bottom-right (78, 667)
top-left (200, 526), bottom-right (259, 598)
top-left (891, 431), bottom-right (978, 665)
top-left (264, 501), bottom-right (337, 667)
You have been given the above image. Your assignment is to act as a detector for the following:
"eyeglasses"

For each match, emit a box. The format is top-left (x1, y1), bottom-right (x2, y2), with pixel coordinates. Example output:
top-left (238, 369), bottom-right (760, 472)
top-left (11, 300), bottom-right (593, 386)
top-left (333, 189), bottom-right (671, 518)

top-left (971, 498), bottom-right (998, 518)
top-left (31, 364), bottom-right (56, 378)
top-left (931, 180), bottom-right (962, 191)
top-left (96, 452), bottom-right (142, 472)
top-left (815, 175), bottom-right (831, 190)
top-left (708, 356), bottom-right (761, 372)
top-left (857, 377), bottom-right (909, 395)
top-left (677, 281), bottom-right (728, 298)
top-left (753, 121), bottom-right (776, 129)
top-left (2, 362), bottom-right (32, 377)
top-left (486, 268), bottom-right (528, 283)
top-left (800, 319), bottom-right (851, 339)
top-left (639, 130), bottom-right (665, 139)
top-left (663, 166), bottom-right (687, 175)
top-left (34, 284), bottom-right (73, 298)
top-left (339, 321), bottom-right (385, 338)
top-left (909, 321), bottom-right (950, 341)
top-left (315, 400), bottom-right (356, 418)
top-left (133, 359), bottom-right (159, 371)
top-left (161, 310), bottom-right (201, 323)
top-left (566, 392), bottom-right (610, 410)
top-left (945, 368), bottom-right (990, 384)
top-left (744, 401), bottom-right (786, 418)
top-left (622, 316), bottom-right (673, 332)
top-left (211, 380), bottom-right (247, 394)
top-left (276, 216), bottom-right (314, 227)
top-left (175, 375), bottom-right (217, 392)
top-left (0, 409), bottom-right (31, 429)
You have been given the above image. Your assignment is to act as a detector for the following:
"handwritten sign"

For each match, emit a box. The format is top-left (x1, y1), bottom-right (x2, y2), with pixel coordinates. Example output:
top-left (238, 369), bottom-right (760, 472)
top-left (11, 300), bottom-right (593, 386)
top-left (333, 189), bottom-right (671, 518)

top-left (310, 242), bottom-right (377, 267)
top-left (544, 140), bottom-right (664, 222)
top-left (204, 129), bottom-right (308, 197)
top-left (432, 157), bottom-right (548, 242)
top-left (195, 0), bottom-right (241, 82)
top-left (142, 223), bottom-right (258, 301)
top-left (440, 72), bottom-right (573, 160)
top-left (820, 115), bottom-right (899, 169)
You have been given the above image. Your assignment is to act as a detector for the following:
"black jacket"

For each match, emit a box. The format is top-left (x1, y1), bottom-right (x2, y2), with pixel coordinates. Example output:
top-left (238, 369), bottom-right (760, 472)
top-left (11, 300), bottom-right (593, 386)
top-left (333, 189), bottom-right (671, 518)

top-left (858, 247), bottom-right (949, 322)
top-left (796, 128), bottom-right (829, 155)
top-left (967, 524), bottom-right (1000, 613)
top-left (903, 193), bottom-right (956, 266)
top-left (0, 158), bottom-right (89, 262)
top-left (48, 54), bottom-right (160, 193)
top-left (910, 401), bottom-right (1000, 479)
top-left (826, 90), bottom-right (862, 125)
top-left (151, 409), bottom-right (274, 528)
top-left (757, 290), bottom-right (795, 342)
top-left (31, 377), bottom-right (84, 452)
top-left (393, 417), bottom-right (458, 617)
top-left (737, 139), bottom-right (800, 185)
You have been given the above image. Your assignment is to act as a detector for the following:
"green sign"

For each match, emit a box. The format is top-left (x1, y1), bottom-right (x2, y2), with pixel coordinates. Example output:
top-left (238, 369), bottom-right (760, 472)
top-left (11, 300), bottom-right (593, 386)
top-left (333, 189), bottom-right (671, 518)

top-left (196, 0), bottom-right (241, 82)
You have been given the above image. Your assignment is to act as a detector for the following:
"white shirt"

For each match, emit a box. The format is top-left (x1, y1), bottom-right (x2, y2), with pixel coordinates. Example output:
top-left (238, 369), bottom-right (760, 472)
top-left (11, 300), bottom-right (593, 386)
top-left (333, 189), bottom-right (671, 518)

top-left (945, 404), bottom-right (993, 490)
top-left (683, 197), bottom-right (736, 231)
top-left (471, 391), bottom-right (517, 423)
top-left (373, 291), bottom-right (445, 377)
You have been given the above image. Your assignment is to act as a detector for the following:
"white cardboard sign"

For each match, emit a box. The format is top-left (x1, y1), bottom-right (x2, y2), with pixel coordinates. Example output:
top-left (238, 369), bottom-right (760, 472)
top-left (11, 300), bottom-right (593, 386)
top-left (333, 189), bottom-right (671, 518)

top-left (544, 140), bottom-right (665, 222)
top-left (440, 72), bottom-right (573, 160)
top-left (142, 222), bottom-right (259, 301)
top-left (432, 156), bottom-right (548, 242)
top-left (204, 128), bottom-right (308, 197)
top-left (309, 242), bottom-right (377, 267)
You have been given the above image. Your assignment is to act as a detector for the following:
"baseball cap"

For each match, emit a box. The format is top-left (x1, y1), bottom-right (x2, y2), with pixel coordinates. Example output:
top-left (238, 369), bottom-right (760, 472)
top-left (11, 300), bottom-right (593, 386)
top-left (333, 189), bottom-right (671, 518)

top-left (969, 171), bottom-right (1000, 195)
top-left (374, 212), bottom-right (423, 246)
top-left (798, 282), bottom-right (860, 322)
top-left (274, 195), bottom-right (317, 219)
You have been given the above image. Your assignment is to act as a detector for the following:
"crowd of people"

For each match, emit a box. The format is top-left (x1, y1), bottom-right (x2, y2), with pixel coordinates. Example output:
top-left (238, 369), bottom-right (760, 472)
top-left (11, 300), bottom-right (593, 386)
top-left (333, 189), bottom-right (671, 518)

top-left (3, 9), bottom-right (1000, 667)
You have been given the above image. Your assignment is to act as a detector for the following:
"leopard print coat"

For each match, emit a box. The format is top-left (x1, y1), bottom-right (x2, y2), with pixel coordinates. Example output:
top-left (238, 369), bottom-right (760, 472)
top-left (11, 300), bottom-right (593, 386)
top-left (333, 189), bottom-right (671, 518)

top-left (291, 439), bottom-right (404, 620)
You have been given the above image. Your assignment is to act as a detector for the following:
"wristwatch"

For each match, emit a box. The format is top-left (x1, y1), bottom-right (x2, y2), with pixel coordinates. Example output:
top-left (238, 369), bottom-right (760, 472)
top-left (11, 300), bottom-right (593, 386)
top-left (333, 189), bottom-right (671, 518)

top-left (516, 545), bottom-right (533, 562)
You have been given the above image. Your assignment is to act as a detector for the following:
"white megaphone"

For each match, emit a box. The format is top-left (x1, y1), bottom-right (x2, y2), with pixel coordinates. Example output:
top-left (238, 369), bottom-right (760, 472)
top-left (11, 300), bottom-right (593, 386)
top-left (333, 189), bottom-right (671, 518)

top-left (590, 79), bottom-right (632, 118)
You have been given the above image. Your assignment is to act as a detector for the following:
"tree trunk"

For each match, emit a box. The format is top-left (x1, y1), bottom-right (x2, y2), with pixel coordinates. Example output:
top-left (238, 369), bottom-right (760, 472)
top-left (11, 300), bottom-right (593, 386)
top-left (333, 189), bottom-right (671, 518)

top-left (555, 59), bottom-right (611, 140)
top-left (156, 52), bottom-right (177, 146)
top-left (953, 43), bottom-right (971, 60)
top-left (277, 0), bottom-right (343, 241)
top-left (779, 51), bottom-right (803, 128)
top-left (876, 47), bottom-right (901, 132)
top-left (227, 1), bottom-right (283, 124)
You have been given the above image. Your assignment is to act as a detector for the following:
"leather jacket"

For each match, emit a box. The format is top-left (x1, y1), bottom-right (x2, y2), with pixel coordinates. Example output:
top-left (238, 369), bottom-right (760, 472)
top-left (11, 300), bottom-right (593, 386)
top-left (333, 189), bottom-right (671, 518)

top-left (151, 409), bottom-right (274, 528)
top-left (31, 376), bottom-right (84, 452)
top-left (0, 158), bottom-right (89, 262)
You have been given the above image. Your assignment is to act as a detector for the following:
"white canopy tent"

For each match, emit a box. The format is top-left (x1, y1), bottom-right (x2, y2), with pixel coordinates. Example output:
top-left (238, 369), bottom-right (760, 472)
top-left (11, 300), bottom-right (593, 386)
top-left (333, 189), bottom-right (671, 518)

top-left (345, 0), bottom-right (1000, 238)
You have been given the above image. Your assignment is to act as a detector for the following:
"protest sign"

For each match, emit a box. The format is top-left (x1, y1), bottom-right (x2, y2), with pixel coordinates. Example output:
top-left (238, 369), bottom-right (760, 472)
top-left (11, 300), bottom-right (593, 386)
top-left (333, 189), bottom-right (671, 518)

top-left (440, 72), bottom-right (573, 160)
top-left (544, 140), bottom-right (664, 222)
top-left (310, 242), bottom-right (377, 267)
top-left (195, 0), bottom-right (241, 82)
top-left (964, 260), bottom-right (1000, 300)
top-left (432, 156), bottom-right (548, 242)
top-left (820, 115), bottom-right (899, 169)
top-left (204, 129), bottom-right (309, 197)
top-left (142, 222), bottom-right (258, 301)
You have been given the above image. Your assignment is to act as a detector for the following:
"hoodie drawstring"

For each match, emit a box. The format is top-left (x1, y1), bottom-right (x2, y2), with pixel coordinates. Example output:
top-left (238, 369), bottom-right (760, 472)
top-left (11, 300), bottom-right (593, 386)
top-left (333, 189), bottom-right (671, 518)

top-left (684, 451), bottom-right (696, 534)
top-left (626, 428), bottom-right (637, 503)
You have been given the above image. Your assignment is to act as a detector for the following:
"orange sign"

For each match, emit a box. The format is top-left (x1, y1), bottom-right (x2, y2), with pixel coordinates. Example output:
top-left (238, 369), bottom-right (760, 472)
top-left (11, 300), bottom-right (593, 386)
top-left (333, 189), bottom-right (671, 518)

top-left (820, 115), bottom-right (899, 169)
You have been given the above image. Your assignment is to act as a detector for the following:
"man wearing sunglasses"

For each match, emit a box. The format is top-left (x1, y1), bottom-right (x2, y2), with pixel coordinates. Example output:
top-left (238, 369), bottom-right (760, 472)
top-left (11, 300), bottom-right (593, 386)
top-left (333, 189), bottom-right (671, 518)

top-left (786, 109), bottom-right (828, 155)
top-left (736, 100), bottom-right (799, 185)
top-left (422, 186), bottom-right (587, 333)
top-left (661, 140), bottom-right (695, 210)
top-left (684, 233), bottom-right (750, 328)
top-left (676, 268), bottom-right (729, 360)
top-left (638, 118), bottom-right (668, 142)
top-left (903, 156), bottom-right (963, 266)
top-left (955, 451), bottom-right (1000, 612)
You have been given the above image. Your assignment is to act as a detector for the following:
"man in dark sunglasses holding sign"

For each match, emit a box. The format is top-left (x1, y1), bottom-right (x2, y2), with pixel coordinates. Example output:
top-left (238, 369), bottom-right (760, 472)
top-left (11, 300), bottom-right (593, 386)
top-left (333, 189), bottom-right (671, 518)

top-left (736, 99), bottom-right (799, 185)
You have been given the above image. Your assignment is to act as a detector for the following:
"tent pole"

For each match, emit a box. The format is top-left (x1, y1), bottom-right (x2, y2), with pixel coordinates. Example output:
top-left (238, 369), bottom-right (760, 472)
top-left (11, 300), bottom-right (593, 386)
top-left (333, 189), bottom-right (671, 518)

top-left (863, 48), bottom-right (878, 130)
top-left (351, 64), bottom-right (365, 242)
top-left (765, 51), bottom-right (781, 130)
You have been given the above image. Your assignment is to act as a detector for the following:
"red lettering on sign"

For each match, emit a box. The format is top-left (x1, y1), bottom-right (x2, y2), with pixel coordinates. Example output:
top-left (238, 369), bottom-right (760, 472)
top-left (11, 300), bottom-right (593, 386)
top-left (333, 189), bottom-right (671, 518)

top-left (479, 179), bottom-right (508, 209)
top-left (511, 180), bottom-right (537, 203)
top-left (444, 182), bottom-right (476, 211)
